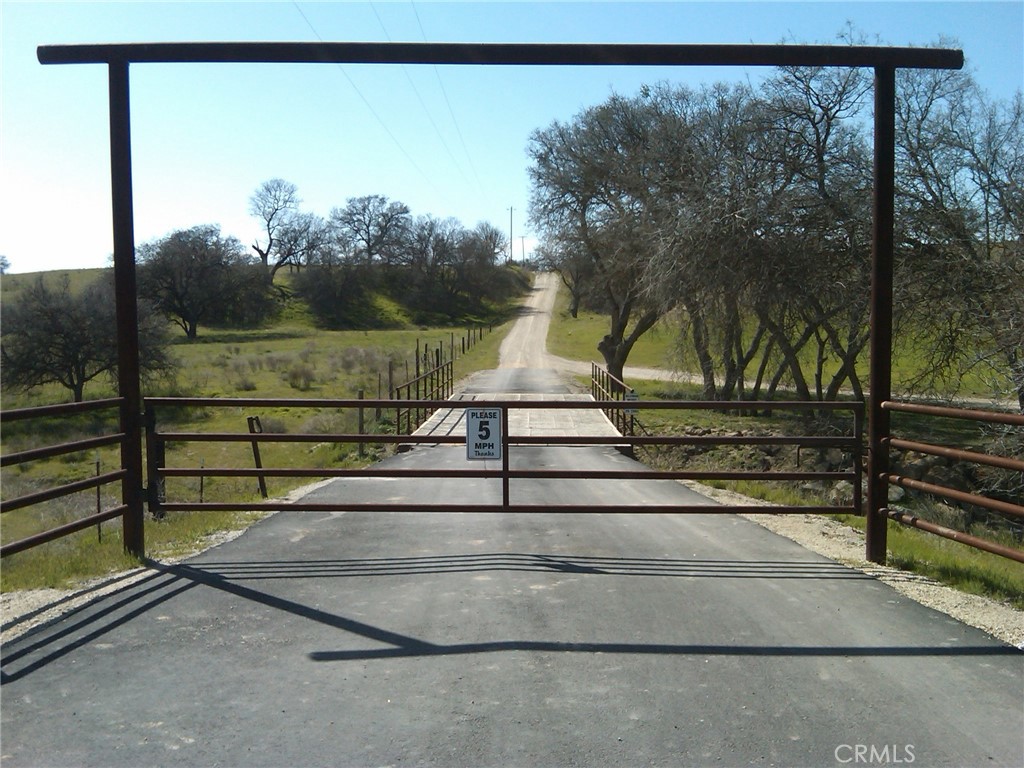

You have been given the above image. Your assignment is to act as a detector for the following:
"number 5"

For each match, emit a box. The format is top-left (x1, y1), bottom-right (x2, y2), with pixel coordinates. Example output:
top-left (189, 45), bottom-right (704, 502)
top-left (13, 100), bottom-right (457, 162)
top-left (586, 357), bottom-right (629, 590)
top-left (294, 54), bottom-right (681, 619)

top-left (478, 420), bottom-right (491, 440)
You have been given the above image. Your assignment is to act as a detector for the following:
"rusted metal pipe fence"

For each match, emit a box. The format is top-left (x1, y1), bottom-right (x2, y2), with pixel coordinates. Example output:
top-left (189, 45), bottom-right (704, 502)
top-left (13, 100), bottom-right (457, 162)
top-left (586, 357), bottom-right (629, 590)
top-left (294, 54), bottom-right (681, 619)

top-left (879, 400), bottom-right (1024, 563)
top-left (591, 362), bottom-right (637, 435)
top-left (390, 358), bottom-right (454, 434)
top-left (0, 398), bottom-right (129, 557)
top-left (30, 38), bottom-right (968, 565)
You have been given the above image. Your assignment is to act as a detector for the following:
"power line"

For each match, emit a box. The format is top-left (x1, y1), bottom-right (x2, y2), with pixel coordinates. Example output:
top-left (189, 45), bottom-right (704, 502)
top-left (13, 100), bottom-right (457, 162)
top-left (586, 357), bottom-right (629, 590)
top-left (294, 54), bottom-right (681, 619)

top-left (409, 0), bottom-right (488, 202)
top-left (290, 1), bottom-right (443, 197)
top-left (368, 1), bottom-right (471, 186)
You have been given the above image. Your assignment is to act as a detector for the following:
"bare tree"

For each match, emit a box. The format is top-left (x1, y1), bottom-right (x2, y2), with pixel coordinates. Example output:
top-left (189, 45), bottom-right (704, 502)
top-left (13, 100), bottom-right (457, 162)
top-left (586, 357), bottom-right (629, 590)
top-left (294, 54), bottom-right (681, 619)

top-left (1, 274), bottom-right (173, 402)
top-left (391, 214), bottom-right (457, 309)
top-left (638, 82), bottom-right (786, 400)
top-left (454, 221), bottom-right (509, 306)
top-left (535, 238), bottom-right (592, 318)
top-left (249, 178), bottom-right (303, 280)
top-left (895, 64), bottom-right (1024, 408)
top-left (753, 60), bottom-right (874, 401)
top-left (275, 212), bottom-right (331, 273)
top-left (529, 93), bottom-right (670, 385)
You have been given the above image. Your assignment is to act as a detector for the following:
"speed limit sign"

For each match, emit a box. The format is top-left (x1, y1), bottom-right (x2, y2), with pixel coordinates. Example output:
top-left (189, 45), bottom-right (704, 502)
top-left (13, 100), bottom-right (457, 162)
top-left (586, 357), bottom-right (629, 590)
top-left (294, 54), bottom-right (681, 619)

top-left (466, 408), bottom-right (502, 460)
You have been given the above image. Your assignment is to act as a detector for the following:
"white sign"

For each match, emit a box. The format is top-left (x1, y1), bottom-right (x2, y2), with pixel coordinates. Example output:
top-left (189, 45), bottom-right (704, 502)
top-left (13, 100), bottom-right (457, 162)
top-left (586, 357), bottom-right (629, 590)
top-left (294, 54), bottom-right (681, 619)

top-left (466, 408), bottom-right (502, 460)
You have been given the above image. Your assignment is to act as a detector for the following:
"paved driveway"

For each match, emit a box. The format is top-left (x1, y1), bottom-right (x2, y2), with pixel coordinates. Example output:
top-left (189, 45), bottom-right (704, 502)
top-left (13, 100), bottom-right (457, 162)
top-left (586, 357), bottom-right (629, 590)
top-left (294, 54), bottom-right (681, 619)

top-left (2, 276), bottom-right (1021, 766)
top-left (2, 427), bottom-right (1021, 767)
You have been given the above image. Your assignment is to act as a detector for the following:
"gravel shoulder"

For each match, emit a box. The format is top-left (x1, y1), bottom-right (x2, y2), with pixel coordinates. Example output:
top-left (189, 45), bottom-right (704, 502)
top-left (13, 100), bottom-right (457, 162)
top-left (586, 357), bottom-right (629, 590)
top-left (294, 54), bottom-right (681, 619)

top-left (689, 482), bottom-right (1023, 648)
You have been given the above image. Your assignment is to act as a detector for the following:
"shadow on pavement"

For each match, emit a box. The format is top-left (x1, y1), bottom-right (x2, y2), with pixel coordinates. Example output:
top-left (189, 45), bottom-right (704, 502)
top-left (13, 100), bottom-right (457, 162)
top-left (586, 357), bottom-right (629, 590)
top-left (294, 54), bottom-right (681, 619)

top-left (3, 554), bottom-right (1016, 686)
top-left (1, 569), bottom-right (197, 684)
top-left (180, 552), bottom-right (877, 580)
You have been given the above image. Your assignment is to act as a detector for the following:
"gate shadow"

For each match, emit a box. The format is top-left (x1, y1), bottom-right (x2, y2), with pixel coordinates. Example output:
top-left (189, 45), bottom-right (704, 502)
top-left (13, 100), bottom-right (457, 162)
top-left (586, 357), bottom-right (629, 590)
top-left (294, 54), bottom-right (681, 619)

top-left (3, 553), bottom-right (1017, 685)
top-left (185, 552), bottom-right (876, 581)
top-left (167, 558), bottom-right (1019, 662)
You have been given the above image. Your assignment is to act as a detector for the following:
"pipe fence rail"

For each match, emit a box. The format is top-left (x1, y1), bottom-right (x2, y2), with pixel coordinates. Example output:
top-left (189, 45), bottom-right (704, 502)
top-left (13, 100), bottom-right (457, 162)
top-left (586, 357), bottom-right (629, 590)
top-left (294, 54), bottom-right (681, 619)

top-left (880, 400), bottom-right (1024, 563)
top-left (0, 398), bottom-right (128, 557)
top-left (591, 362), bottom-right (638, 435)
top-left (5, 393), bottom-right (1020, 566)
top-left (390, 359), bottom-right (454, 435)
top-left (386, 325), bottom-right (492, 434)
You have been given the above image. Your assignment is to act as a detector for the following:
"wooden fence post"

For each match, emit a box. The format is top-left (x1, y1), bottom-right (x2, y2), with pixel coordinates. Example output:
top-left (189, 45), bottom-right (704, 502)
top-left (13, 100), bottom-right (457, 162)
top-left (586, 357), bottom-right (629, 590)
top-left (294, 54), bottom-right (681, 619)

top-left (357, 390), bottom-right (365, 458)
top-left (247, 416), bottom-right (269, 499)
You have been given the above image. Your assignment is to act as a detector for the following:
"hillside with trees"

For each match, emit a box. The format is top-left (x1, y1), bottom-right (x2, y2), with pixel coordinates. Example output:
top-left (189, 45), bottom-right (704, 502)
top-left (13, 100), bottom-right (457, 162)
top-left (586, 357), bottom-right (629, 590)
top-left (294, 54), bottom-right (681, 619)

top-left (530, 46), bottom-right (1022, 408)
top-left (1, 190), bottom-right (526, 403)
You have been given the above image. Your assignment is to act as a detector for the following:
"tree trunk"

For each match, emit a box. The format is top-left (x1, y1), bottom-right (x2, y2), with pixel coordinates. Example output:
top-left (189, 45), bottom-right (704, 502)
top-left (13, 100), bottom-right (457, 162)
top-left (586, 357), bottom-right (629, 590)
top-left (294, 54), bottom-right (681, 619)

top-left (568, 291), bottom-right (581, 319)
top-left (691, 309), bottom-right (717, 400)
top-left (1011, 350), bottom-right (1024, 413)
top-left (597, 307), bottom-right (661, 394)
top-left (750, 335), bottom-right (776, 402)
top-left (759, 311), bottom-right (813, 401)
top-left (598, 338), bottom-right (628, 392)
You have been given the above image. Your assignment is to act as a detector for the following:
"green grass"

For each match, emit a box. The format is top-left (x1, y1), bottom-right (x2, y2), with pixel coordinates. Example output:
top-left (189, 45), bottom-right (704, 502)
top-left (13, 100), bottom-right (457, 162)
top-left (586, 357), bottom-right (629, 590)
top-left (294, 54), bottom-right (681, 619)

top-left (546, 281), bottom-right (1003, 398)
top-left (0, 267), bottom-right (110, 300)
top-left (832, 514), bottom-right (1024, 610)
top-left (0, 509), bottom-right (267, 591)
top-left (545, 284), bottom-right (677, 368)
top-left (1, 278), bottom-right (517, 592)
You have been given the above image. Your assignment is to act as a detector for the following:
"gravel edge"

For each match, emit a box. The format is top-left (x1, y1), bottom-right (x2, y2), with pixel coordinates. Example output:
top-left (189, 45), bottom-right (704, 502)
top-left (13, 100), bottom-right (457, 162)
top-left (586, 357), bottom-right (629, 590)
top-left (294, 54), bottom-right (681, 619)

top-left (683, 482), bottom-right (1023, 649)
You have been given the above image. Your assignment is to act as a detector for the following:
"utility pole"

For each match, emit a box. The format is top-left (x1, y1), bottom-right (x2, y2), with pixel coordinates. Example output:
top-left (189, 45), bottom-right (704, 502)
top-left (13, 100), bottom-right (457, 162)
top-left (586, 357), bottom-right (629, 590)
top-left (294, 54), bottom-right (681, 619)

top-left (508, 207), bottom-right (514, 264)
top-left (520, 235), bottom-right (526, 263)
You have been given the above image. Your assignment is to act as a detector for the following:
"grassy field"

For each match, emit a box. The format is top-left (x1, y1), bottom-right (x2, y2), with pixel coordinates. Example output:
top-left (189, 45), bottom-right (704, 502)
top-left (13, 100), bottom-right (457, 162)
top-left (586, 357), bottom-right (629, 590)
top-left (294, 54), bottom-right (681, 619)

top-left (2, 272), bottom-right (1020, 610)
top-left (0, 267), bottom-right (110, 300)
top-left (1, 271), bottom-right (512, 591)
top-left (544, 288), bottom-right (677, 368)
top-left (545, 285), bottom-right (999, 398)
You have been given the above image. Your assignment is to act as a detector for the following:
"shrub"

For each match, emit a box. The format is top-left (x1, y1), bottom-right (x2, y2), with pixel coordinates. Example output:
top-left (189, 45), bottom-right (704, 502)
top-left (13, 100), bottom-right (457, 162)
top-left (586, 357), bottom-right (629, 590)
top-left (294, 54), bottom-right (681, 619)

top-left (258, 416), bottom-right (288, 434)
top-left (298, 342), bottom-right (317, 365)
top-left (264, 353), bottom-right (292, 372)
top-left (286, 363), bottom-right (315, 391)
top-left (301, 410), bottom-right (358, 435)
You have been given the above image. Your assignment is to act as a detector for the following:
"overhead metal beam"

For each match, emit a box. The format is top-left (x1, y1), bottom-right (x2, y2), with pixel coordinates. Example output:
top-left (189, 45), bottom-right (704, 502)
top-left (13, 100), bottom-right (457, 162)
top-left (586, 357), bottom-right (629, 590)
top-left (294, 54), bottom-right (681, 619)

top-left (38, 41), bottom-right (964, 70)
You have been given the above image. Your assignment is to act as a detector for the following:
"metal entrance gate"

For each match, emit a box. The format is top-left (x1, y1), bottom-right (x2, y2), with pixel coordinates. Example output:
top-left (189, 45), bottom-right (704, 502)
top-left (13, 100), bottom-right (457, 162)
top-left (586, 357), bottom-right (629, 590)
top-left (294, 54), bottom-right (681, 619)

top-left (141, 396), bottom-right (864, 518)
top-left (33, 39), bottom-right (968, 562)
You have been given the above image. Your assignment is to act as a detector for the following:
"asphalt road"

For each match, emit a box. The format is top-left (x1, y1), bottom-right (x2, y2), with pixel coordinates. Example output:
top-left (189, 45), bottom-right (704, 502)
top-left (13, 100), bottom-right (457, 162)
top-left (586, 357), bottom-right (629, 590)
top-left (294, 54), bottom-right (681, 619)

top-left (2, 276), bottom-right (1022, 767)
top-left (3, 402), bottom-right (1022, 766)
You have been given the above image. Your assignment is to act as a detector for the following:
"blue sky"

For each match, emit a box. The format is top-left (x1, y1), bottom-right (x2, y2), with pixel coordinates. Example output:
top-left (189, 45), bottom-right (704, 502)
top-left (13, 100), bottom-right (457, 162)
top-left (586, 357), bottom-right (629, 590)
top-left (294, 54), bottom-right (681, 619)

top-left (1, 1), bottom-right (1021, 273)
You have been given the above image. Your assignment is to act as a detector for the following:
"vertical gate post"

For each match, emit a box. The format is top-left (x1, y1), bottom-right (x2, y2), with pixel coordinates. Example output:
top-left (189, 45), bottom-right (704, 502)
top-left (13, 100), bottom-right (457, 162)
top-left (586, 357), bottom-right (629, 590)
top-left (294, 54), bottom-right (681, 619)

top-left (144, 403), bottom-right (165, 519)
top-left (109, 60), bottom-right (145, 558)
top-left (501, 405), bottom-right (510, 509)
top-left (866, 66), bottom-right (896, 565)
top-left (357, 390), bottom-right (366, 459)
